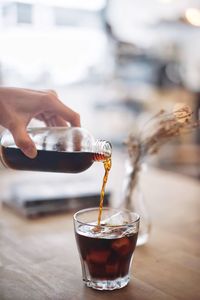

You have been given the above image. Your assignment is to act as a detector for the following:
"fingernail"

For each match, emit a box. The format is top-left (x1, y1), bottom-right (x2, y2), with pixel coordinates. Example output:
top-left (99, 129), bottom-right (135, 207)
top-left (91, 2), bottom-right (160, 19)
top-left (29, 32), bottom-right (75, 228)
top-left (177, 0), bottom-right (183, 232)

top-left (24, 145), bottom-right (37, 159)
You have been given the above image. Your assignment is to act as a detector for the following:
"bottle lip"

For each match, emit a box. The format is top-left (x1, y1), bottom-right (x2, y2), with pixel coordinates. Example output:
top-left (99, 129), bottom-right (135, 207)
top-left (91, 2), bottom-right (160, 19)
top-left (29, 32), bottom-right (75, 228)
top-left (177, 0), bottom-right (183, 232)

top-left (95, 140), bottom-right (112, 157)
top-left (104, 141), bottom-right (112, 156)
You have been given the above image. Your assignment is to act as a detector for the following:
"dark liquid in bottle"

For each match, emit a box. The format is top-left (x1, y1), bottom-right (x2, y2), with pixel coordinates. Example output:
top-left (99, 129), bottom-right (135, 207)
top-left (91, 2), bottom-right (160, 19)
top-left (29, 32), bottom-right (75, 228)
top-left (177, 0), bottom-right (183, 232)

top-left (76, 230), bottom-right (138, 280)
top-left (1, 146), bottom-right (107, 173)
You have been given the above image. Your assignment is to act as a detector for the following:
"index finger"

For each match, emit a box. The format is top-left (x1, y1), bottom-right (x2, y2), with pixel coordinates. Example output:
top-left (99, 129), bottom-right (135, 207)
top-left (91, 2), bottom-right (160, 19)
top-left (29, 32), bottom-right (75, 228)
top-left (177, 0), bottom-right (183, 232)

top-left (55, 100), bottom-right (81, 127)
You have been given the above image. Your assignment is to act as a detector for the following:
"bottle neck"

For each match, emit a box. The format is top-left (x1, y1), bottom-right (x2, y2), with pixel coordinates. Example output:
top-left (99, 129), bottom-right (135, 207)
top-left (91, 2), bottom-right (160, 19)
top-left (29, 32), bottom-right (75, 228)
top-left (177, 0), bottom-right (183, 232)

top-left (93, 140), bottom-right (112, 161)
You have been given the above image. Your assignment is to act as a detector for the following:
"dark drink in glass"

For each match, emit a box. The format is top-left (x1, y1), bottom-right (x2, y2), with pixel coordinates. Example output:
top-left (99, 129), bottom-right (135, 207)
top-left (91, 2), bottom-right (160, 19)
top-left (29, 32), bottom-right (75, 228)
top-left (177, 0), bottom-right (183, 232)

top-left (73, 207), bottom-right (140, 290)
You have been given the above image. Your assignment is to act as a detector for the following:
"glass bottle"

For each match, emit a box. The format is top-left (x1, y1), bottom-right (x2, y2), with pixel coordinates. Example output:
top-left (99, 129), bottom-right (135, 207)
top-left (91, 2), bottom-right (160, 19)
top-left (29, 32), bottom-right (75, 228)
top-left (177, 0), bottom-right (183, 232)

top-left (0, 127), bottom-right (112, 173)
top-left (121, 159), bottom-right (151, 246)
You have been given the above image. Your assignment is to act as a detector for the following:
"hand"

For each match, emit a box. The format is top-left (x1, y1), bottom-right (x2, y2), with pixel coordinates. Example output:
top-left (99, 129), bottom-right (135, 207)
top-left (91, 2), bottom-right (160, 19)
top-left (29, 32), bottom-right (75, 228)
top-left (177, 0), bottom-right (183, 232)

top-left (0, 87), bottom-right (80, 158)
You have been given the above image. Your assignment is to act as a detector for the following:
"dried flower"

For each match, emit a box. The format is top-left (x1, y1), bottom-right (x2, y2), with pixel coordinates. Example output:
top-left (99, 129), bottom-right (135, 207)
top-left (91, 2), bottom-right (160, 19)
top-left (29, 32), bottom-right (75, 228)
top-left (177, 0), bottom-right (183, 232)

top-left (173, 103), bottom-right (192, 123)
top-left (123, 104), bottom-right (200, 207)
top-left (125, 104), bottom-right (200, 164)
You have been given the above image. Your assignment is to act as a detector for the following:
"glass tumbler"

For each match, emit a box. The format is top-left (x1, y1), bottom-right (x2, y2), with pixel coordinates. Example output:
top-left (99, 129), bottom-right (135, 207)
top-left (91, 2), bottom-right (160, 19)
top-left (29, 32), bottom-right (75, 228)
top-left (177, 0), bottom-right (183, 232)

top-left (73, 207), bottom-right (140, 291)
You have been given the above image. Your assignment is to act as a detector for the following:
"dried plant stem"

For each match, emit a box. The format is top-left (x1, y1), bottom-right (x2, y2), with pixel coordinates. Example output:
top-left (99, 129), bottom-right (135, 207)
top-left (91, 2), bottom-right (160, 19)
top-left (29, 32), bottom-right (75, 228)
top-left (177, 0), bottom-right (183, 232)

top-left (122, 104), bottom-right (200, 210)
top-left (123, 146), bottom-right (141, 208)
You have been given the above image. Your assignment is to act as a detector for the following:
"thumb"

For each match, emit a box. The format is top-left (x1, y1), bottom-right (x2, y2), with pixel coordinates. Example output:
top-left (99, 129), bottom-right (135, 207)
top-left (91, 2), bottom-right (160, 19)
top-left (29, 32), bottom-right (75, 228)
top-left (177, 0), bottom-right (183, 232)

top-left (10, 125), bottom-right (37, 159)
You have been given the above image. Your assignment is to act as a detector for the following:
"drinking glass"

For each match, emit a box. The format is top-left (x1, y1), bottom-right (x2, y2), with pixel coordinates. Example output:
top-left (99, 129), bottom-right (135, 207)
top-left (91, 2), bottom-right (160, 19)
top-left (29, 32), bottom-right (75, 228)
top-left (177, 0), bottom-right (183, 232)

top-left (73, 207), bottom-right (140, 290)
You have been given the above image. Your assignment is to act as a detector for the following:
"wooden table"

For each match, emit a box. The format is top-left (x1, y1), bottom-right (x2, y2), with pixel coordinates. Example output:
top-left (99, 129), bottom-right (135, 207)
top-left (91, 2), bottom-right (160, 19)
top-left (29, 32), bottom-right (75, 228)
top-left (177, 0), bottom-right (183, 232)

top-left (0, 161), bottom-right (200, 300)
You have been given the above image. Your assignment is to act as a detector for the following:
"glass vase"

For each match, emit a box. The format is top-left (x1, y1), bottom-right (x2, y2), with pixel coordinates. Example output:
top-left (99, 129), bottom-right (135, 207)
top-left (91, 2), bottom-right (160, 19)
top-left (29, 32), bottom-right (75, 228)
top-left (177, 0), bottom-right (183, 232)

top-left (121, 160), bottom-right (151, 246)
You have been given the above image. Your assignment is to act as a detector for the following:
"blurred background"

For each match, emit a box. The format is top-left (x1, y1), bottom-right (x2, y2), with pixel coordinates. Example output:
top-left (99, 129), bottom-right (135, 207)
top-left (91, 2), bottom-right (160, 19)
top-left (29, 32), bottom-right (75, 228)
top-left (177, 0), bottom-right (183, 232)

top-left (0, 0), bottom-right (200, 215)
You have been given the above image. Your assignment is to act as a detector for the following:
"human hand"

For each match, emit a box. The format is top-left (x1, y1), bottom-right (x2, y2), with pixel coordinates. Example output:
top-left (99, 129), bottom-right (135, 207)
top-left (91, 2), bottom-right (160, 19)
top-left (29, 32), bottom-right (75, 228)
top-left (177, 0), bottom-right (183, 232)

top-left (0, 87), bottom-right (80, 158)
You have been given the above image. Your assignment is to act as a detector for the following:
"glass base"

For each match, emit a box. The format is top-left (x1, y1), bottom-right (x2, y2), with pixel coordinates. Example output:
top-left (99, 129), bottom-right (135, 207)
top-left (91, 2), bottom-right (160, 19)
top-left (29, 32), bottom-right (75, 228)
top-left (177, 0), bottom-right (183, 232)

top-left (83, 275), bottom-right (130, 291)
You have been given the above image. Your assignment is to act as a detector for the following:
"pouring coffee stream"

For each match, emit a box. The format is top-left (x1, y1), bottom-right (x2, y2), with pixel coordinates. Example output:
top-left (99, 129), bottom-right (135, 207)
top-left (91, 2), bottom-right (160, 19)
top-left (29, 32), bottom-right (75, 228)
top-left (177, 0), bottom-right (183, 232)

top-left (97, 157), bottom-right (112, 225)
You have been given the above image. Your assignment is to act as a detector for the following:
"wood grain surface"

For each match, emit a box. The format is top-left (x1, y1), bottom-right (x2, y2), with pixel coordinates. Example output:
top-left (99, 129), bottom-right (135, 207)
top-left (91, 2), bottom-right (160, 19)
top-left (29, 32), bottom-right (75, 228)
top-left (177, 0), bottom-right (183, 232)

top-left (0, 162), bottom-right (200, 300)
